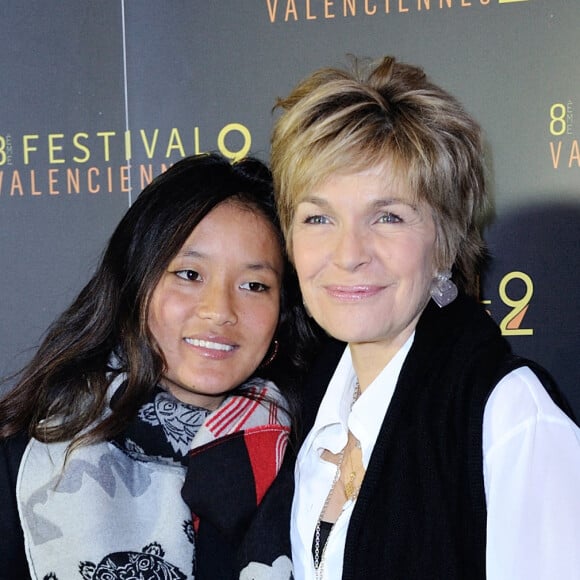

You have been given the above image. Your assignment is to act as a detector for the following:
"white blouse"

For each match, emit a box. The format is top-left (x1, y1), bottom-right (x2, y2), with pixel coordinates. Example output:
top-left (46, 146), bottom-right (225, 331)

top-left (291, 336), bottom-right (580, 580)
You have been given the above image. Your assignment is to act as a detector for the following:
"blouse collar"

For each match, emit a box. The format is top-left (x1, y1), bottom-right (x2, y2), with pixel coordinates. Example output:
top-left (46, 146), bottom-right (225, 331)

top-left (308, 333), bottom-right (415, 465)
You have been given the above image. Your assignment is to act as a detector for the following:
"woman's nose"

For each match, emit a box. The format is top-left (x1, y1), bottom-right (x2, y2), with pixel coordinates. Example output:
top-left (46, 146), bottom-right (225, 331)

top-left (332, 226), bottom-right (372, 271)
top-left (196, 284), bottom-right (238, 325)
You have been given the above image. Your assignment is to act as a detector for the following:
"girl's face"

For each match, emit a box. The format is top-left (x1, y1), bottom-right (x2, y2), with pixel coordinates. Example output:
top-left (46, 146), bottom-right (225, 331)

top-left (148, 201), bottom-right (283, 409)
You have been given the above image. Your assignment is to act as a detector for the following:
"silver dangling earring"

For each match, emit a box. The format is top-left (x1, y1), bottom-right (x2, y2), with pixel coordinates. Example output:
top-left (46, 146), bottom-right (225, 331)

top-left (430, 270), bottom-right (458, 308)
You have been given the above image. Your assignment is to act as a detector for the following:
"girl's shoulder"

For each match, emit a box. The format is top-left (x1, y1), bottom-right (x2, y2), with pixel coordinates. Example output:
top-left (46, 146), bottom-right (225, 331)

top-left (0, 431), bottom-right (31, 578)
top-left (0, 430), bottom-right (29, 479)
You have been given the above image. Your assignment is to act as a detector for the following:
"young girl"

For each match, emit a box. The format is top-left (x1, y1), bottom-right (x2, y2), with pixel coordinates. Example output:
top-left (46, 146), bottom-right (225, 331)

top-left (0, 153), bottom-right (314, 580)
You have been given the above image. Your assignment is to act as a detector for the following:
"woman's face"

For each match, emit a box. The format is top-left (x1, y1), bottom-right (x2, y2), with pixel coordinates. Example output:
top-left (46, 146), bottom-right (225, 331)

top-left (291, 163), bottom-right (437, 367)
top-left (148, 201), bottom-right (283, 409)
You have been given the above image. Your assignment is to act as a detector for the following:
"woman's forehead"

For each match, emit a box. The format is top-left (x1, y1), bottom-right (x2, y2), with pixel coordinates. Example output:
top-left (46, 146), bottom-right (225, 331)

top-left (294, 160), bottom-right (417, 205)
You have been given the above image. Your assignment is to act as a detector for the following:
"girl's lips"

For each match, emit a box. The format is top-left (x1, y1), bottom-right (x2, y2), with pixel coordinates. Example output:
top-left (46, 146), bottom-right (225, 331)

top-left (184, 337), bottom-right (235, 351)
top-left (324, 285), bottom-right (384, 301)
top-left (183, 337), bottom-right (239, 360)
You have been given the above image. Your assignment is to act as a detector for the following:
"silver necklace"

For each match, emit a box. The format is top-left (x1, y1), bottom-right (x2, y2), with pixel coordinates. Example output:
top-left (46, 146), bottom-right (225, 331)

top-left (313, 380), bottom-right (361, 579)
top-left (313, 444), bottom-right (346, 576)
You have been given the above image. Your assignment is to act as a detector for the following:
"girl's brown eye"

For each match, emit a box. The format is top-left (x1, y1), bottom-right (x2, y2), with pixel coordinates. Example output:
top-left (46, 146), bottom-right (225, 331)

top-left (240, 282), bottom-right (270, 293)
top-left (175, 270), bottom-right (201, 281)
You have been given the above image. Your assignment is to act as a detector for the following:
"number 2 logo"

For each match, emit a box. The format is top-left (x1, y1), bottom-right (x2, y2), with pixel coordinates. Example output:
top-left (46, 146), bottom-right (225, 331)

top-left (483, 271), bottom-right (534, 336)
top-left (499, 271), bottom-right (534, 335)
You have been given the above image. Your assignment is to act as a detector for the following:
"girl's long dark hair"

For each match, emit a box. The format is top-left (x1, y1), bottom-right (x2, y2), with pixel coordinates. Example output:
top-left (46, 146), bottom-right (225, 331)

top-left (0, 153), bottom-right (319, 447)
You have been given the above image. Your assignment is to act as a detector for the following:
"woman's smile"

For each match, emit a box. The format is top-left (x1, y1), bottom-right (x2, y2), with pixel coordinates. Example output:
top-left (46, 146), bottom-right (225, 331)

top-left (323, 284), bottom-right (385, 301)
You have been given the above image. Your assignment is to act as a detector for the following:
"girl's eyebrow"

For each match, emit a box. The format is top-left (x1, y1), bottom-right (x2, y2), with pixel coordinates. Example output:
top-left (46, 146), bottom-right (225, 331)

top-left (246, 262), bottom-right (282, 276)
top-left (177, 248), bottom-right (203, 258)
top-left (173, 248), bottom-right (281, 276)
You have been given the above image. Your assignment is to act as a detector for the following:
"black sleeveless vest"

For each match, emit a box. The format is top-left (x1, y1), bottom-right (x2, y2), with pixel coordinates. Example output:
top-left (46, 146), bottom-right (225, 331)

top-left (300, 294), bottom-right (569, 580)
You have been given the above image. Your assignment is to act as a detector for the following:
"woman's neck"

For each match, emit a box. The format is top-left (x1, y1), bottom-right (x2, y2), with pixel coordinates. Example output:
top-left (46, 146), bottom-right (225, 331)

top-left (349, 333), bottom-right (413, 392)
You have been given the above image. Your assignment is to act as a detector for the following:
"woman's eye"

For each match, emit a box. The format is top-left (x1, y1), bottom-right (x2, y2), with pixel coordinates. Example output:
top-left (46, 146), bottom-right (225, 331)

top-left (175, 269), bottom-right (201, 281)
top-left (377, 212), bottom-right (402, 224)
top-left (304, 215), bottom-right (329, 225)
top-left (240, 281), bottom-right (270, 292)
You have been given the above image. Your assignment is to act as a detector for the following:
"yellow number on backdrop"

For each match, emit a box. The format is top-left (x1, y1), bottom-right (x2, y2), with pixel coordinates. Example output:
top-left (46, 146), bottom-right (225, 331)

top-left (550, 103), bottom-right (567, 136)
top-left (499, 271), bottom-right (534, 336)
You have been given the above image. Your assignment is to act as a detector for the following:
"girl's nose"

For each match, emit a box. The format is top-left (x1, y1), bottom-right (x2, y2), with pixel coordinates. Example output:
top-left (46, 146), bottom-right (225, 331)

top-left (196, 284), bottom-right (238, 325)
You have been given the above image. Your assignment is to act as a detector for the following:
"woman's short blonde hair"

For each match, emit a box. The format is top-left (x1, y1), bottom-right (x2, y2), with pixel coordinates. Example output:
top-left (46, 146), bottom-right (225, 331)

top-left (270, 56), bottom-right (489, 297)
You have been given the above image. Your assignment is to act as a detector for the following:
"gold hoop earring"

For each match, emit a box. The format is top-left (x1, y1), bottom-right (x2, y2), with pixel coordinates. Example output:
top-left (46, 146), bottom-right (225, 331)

top-left (259, 339), bottom-right (279, 368)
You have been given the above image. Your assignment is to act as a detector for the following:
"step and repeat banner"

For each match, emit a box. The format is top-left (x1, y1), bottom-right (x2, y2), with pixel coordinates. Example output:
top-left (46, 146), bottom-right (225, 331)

top-left (1, 1), bottom-right (579, 414)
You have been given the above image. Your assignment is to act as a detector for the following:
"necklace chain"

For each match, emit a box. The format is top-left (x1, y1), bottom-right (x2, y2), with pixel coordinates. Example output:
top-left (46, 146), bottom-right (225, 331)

top-left (313, 442), bottom-right (345, 575)
top-left (313, 380), bottom-right (362, 578)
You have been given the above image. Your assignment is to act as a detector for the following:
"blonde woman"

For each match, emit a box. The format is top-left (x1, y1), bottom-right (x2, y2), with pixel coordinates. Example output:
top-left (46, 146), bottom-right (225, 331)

top-left (271, 56), bottom-right (580, 580)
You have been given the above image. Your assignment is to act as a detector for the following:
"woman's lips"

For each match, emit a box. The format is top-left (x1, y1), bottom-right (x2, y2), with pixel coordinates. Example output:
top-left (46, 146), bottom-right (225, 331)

top-left (324, 285), bottom-right (384, 301)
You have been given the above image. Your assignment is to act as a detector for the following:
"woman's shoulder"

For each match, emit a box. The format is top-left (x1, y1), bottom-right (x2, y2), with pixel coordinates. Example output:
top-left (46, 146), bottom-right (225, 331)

top-left (484, 366), bottom-right (580, 455)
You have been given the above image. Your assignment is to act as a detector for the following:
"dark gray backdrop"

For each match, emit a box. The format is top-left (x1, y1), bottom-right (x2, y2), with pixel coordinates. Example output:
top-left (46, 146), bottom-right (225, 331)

top-left (1, 0), bottom-right (579, 415)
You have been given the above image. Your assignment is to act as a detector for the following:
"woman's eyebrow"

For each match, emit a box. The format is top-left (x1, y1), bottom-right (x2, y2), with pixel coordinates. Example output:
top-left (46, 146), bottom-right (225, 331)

top-left (299, 195), bottom-right (416, 210)
top-left (297, 195), bottom-right (330, 208)
top-left (371, 198), bottom-right (418, 211)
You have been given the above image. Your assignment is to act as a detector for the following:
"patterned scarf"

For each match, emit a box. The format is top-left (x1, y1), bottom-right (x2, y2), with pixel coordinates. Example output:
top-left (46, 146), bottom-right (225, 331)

top-left (17, 376), bottom-right (291, 580)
